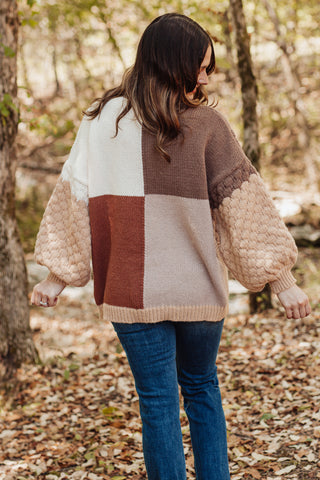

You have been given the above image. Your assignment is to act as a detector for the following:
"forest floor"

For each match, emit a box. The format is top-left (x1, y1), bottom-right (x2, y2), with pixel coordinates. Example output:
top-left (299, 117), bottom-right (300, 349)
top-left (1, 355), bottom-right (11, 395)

top-left (0, 268), bottom-right (320, 480)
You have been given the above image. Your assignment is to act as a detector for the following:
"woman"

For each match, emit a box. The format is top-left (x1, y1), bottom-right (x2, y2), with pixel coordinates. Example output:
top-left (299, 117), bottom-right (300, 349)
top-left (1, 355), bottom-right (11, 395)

top-left (31, 13), bottom-right (311, 480)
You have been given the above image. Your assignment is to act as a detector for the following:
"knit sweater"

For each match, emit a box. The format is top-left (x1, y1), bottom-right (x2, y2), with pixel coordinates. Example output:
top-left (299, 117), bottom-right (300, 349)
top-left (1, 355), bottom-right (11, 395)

top-left (35, 96), bottom-right (298, 323)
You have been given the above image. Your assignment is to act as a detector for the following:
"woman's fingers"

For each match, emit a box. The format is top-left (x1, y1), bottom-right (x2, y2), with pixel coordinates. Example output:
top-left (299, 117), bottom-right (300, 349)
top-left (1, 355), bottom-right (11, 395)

top-left (33, 288), bottom-right (44, 306)
top-left (32, 286), bottom-right (49, 307)
top-left (40, 295), bottom-right (49, 307)
top-left (290, 301), bottom-right (309, 319)
top-left (47, 295), bottom-right (58, 307)
top-left (31, 278), bottom-right (65, 307)
top-left (298, 299), bottom-right (310, 319)
top-left (277, 285), bottom-right (311, 319)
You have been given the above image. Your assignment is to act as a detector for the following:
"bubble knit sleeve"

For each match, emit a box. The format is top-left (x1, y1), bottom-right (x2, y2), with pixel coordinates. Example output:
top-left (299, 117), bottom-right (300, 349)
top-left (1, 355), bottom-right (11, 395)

top-left (34, 118), bottom-right (91, 287)
top-left (207, 110), bottom-right (298, 294)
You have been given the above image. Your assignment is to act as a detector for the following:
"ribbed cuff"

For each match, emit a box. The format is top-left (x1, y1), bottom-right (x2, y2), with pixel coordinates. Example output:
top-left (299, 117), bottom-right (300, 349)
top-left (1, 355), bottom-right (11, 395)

top-left (269, 270), bottom-right (296, 294)
top-left (47, 272), bottom-right (67, 287)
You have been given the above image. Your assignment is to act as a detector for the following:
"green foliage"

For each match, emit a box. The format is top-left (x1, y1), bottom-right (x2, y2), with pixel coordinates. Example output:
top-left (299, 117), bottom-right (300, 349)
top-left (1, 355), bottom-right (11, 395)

top-left (0, 93), bottom-right (19, 117)
top-left (260, 412), bottom-right (275, 421)
top-left (0, 42), bottom-right (16, 58)
top-left (20, 14), bottom-right (38, 28)
top-left (16, 0), bottom-right (320, 205)
top-left (18, 0), bottom-right (39, 28)
top-left (15, 186), bottom-right (46, 253)
top-left (63, 362), bottom-right (80, 382)
top-left (29, 114), bottom-right (75, 139)
top-left (102, 406), bottom-right (121, 418)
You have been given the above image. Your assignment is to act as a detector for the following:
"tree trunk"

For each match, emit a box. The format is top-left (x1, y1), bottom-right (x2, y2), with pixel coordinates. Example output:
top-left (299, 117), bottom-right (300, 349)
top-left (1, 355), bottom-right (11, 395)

top-left (106, 24), bottom-right (127, 70)
top-left (52, 43), bottom-right (61, 96)
top-left (229, 0), bottom-right (272, 312)
top-left (0, 0), bottom-right (38, 379)
top-left (19, 30), bottom-right (34, 97)
top-left (262, 0), bottom-right (319, 196)
top-left (222, 8), bottom-right (237, 86)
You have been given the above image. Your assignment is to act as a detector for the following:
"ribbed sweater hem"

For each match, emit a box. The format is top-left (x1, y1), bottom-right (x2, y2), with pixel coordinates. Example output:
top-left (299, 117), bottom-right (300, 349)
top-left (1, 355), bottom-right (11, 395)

top-left (98, 304), bottom-right (228, 323)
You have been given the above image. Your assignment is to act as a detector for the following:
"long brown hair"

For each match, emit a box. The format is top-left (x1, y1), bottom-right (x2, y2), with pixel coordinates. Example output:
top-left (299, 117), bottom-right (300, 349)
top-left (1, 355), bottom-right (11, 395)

top-left (84, 13), bottom-right (215, 161)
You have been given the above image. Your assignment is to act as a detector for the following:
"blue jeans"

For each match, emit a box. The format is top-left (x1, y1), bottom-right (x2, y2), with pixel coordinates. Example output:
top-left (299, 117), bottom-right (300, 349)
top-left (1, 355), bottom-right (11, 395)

top-left (112, 320), bottom-right (230, 480)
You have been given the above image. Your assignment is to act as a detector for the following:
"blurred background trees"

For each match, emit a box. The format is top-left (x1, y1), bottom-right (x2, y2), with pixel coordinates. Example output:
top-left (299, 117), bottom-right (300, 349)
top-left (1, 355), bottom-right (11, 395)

top-left (18, 4), bottom-right (319, 254)
top-left (16, 0), bottom-right (319, 207)
top-left (17, 1), bottom-right (319, 172)
top-left (0, 0), bottom-right (38, 379)
top-left (1, 0), bottom-right (318, 375)
top-left (17, 0), bottom-right (320, 279)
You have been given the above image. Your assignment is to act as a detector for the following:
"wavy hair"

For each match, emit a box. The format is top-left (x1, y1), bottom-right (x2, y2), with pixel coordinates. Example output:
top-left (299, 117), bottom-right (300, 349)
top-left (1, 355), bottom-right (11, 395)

top-left (84, 13), bottom-right (215, 161)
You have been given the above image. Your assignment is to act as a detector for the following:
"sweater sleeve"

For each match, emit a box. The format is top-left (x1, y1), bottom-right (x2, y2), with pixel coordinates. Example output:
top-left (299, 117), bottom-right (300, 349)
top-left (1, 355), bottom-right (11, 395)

top-left (34, 118), bottom-right (91, 287)
top-left (207, 111), bottom-right (298, 294)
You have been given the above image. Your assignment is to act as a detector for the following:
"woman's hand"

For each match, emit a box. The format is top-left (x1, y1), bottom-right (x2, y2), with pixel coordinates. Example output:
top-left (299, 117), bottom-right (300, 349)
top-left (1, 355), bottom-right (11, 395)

top-left (277, 285), bottom-right (311, 319)
top-left (31, 278), bottom-right (65, 307)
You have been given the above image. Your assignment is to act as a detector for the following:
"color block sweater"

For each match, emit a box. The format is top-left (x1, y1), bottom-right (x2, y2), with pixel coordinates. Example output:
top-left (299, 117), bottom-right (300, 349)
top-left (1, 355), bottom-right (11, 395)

top-left (35, 97), bottom-right (298, 323)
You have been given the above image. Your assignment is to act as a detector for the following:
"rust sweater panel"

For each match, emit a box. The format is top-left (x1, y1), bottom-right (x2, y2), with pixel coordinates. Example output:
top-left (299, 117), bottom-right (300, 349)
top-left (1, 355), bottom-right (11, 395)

top-left (34, 97), bottom-right (297, 323)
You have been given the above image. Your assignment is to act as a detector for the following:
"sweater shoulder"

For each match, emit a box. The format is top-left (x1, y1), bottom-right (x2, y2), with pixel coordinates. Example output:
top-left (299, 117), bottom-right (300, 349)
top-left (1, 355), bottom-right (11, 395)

top-left (196, 107), bottom-right (257, 207)
top-left (182, 104), bottom-right (229, 122)
top-left (181, 105), bottom-right (239, 141)
top-left (93, 96), bottom-right (128, 124)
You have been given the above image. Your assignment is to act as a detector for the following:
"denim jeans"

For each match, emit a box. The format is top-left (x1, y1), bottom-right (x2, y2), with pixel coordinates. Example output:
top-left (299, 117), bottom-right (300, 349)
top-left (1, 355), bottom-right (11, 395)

top-left (112, 320), bottom-right (230, 480)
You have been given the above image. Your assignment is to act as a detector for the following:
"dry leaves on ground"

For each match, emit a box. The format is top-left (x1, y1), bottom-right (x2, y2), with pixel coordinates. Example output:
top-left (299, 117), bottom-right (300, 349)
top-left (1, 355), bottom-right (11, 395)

top-left (0, 289), bottom-right (319, 480)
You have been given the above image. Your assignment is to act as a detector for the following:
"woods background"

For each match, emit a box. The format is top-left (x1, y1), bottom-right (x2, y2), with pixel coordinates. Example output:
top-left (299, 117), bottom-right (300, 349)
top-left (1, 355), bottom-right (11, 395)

top-left (0, 0), bottom-right (320, 479)
top-left (16, 0), bottom-right (320, 247)
top-left (16, 0), bottom-right (320, 261)
top-left (16, 0), bottom-right (320, 328)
